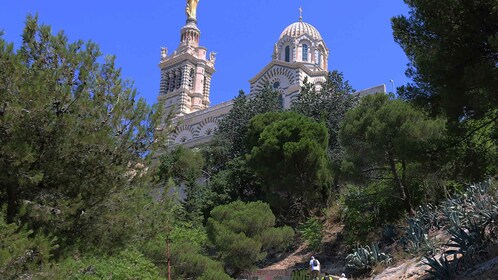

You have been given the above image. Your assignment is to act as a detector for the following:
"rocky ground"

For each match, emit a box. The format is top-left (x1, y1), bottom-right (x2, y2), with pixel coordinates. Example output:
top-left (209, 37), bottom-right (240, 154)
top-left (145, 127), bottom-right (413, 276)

top-left (261, 221), bottom-right (498, 280)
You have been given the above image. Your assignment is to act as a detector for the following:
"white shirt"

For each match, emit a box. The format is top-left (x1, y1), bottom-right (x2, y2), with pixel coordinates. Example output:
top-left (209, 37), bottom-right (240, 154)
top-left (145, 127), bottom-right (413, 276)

top-left (309, 259), bottom-right (320, 271)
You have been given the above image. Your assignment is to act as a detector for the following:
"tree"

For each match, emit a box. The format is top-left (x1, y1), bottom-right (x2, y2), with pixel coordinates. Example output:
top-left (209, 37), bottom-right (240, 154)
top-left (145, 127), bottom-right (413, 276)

top-left (245, 111), bottom-right (332, 220)
top-left (158, 146), bottom-right (216, 225)
top-left (0, 16), bottom-right (165, 240)
top-left (214, 85), bottom-right (282, 160)
top-left (392, 0), bottom-right (498, 181)
top-left (292, 71), bottom-right (358, 185)
top-left (392, 0), bottom-right (498, 121)
top-left (339, 93), bottom-right (446, 214)
top-left (206, 200), bottom-right (294, 277)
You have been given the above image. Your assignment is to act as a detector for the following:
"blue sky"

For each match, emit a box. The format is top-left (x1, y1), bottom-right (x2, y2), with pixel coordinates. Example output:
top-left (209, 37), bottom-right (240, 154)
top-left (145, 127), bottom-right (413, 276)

top-left (1, 1), bottom-right (411, 105)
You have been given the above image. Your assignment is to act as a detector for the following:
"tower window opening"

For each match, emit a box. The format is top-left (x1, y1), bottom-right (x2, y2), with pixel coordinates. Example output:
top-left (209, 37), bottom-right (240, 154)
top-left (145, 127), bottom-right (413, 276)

top-left (188, 68), bottom-right (194, 90)
top-left (175, 69), bottom-right (182, 89)
top-left (163, 71), bottom-right (169, 93)
top-left (169, 72), bottom-right (175, 92)
top-left (302, 44), bottom-right (308, 62)
top-left (285, 46), bottom-right (290, 62)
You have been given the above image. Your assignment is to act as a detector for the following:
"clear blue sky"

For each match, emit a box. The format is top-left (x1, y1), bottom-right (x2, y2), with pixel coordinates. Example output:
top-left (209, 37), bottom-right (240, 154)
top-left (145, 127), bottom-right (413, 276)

top-left (1, 0), bottom-right (411, 105)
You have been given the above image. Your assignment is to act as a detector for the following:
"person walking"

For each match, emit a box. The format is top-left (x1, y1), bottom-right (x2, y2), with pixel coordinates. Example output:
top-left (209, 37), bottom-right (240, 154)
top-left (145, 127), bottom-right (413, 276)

top-left (309, 256), bottom-right (320, 280)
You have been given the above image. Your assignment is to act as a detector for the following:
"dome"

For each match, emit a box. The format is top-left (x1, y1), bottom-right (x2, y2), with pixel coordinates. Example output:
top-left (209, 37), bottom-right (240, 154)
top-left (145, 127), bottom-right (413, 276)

top-left (279, 21), bottom-right (323, 41)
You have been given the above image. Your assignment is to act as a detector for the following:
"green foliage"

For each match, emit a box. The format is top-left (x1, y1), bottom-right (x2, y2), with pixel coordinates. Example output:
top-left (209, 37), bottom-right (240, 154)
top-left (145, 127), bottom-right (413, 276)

top-left (298, 218), bottom-right (323, 252)
top-left (345, 243), bottom-right (392, 275)
top-left (138, 223), bottom-right (231, 280)
top-left (159, 146), bottom-right (205, 185)
top-left (209, 157), bottom-right (262, 204)
top-left (44, 248), bottom-right (161, 280)
top-left (340, 93), bottom-right (446, 214)
top-left (206, 200), bottom-right (294, 277)
top-left (392, 0), bottom-right (498, 121)
top-left (78, 185), bottom-right (177, 254)
top-left (342, 182), bottom-right (405, 242)
top-left (444, 110), bottom-right (498, 182)
top-left (158, 146), bottom-right (215, 225)
top-left (0, 15), bottom-right (166, 243)
top-left (171, 241), bottom-right (232, 280)
top-left (392, 0), bottom-right (498, 183)
top-left (246, 111), bottom-right (332, 221)
top-left (292, 71), bottom-right (357, 169)
top-left (215, 86), bottom-right (282, 160)
top-left (0, 217), bottom-right (57, 279)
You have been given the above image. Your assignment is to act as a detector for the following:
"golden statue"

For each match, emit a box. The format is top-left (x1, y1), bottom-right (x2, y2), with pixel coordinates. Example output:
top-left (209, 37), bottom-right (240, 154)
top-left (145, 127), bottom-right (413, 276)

top-left (186, 0), bottom-right (200, 20)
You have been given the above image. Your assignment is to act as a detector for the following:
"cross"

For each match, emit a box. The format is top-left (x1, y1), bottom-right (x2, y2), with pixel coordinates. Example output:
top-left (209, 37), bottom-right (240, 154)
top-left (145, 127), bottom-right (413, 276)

top-left (299, 7), bottom-right (303, 21)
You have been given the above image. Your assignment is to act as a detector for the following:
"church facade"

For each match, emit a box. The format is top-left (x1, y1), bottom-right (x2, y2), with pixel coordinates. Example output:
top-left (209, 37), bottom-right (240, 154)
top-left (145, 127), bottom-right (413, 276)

top-left (158, 2), bottom-right (385, 148)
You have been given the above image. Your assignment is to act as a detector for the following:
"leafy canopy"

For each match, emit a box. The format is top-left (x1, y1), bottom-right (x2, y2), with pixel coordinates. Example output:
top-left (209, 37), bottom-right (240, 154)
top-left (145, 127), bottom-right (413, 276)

top-left (340, 93), bottom-right (446, 214)
top-left (246, 111), bottom-right (332, 220)
top-left (0, 15), bottom-right (166, 246)
top-left (392, 0), bottom-right (498, 121)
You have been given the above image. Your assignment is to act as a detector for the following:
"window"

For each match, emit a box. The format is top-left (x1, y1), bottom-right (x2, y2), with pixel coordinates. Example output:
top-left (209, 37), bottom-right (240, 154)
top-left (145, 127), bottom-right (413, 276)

top-left (302, 44), bottom-right (308, 62)
top-left (315, 50), bottom-right (322, 67)
top-left (188, 68), bottom-right (194, 90)
top-left (285, 46), bottom-right (290, 62)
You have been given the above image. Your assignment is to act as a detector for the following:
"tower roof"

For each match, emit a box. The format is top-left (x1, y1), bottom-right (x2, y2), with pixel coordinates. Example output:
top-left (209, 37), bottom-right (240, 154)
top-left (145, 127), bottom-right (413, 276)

top-left (279, 21), bottom-right (323, 41)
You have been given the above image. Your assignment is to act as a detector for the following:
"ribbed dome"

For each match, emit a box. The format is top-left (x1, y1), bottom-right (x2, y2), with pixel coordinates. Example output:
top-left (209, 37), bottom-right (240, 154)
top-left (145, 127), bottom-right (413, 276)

top-left (279, 21), bottom-right (323, 41)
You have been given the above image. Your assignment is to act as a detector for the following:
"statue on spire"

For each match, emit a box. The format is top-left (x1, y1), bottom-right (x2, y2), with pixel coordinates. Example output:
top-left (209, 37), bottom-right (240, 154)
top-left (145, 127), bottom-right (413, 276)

top-left (299, 7), bottom-right (303, 21)
top-left (186, 0), bottom-right (200, 21)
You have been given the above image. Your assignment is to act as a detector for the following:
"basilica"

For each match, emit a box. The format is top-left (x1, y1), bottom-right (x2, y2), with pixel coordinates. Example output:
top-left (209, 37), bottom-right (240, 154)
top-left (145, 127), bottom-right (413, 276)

top-left (158, 1), bottom-right (385, 147)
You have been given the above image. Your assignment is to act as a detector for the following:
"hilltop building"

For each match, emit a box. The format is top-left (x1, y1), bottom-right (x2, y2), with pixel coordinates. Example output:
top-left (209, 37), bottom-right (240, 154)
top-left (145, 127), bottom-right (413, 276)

top-left (158, 2), bottom-right (385, 147)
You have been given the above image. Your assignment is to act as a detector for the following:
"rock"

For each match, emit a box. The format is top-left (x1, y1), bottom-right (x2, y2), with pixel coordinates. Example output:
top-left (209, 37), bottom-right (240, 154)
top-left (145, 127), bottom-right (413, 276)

top-left (373, 258), bottom-right (430, 280)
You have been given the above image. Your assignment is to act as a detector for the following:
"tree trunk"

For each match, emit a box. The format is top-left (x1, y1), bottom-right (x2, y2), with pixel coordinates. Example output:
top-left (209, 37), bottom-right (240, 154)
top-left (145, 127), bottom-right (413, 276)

top-left (6, 184), bottom-right (19, 223)
top-left (388, 157), bottom-right (414, 216)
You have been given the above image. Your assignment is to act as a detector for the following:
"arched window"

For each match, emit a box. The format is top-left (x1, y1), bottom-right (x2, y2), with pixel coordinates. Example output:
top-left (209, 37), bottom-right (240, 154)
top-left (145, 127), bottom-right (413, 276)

top-left (285, 46), bottom-right (290, 62)
top-left (315, 50), bottom-right (322, 67)
top-left (302, 44), bottom-right (309, 62)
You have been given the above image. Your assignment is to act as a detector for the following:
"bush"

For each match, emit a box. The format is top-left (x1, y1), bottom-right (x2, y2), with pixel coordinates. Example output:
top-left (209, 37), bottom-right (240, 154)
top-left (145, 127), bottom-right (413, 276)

top-left (342, 182), bottom-right (405, 242)
top-left (206, 200), bottom-right (294, 277)
top-left (298, 217), bottom-right (323, 252)
top-left (43, 248), bottom-right (161, 280)
top-left (140, 224), bottom-right (231, 280)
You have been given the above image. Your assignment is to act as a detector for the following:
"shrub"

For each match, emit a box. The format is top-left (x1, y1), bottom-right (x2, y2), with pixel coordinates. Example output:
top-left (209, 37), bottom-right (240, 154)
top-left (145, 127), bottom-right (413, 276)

top-left (43, 248), bottom-right (161, 280)
top-left (206, 200), bottom-right (294, 277)
top-left (342, 182), bottom-right (405, 242)
top-left (298, 217), bottom-right (323, 252)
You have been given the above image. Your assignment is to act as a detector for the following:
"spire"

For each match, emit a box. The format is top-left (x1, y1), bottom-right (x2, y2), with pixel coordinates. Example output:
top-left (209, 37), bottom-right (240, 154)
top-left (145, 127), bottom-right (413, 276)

top-left (299, 7), bottom-right (303, 22)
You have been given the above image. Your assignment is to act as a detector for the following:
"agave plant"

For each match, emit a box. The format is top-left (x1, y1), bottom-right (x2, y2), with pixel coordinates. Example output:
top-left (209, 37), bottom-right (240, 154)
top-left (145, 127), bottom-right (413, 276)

top-left (401, 218), bottom-right (435, 256)
top-left (416, 203), bottom-right (441, 230)
top-left (346, 243), bottom-right (392, 274)
top-left (422, 179), bottom-right (498, 278)
top-left (424, 253), bottom-right (459, 280)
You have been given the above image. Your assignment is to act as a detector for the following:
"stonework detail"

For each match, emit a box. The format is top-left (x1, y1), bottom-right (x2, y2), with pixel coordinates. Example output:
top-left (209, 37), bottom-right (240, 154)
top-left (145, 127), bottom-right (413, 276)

top-left (158, 17), bottom-right (215, 117)
top-left (159, 6), bottom-right (385, 148)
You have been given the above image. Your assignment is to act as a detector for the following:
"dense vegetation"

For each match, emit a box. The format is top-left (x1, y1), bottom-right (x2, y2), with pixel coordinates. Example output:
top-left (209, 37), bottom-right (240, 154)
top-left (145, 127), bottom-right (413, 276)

top-left (1, 0), bottom-right (496, 278)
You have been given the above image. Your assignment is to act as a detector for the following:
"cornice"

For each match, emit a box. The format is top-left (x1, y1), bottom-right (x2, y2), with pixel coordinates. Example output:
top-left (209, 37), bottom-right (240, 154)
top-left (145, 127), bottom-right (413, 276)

top-left (249, 60), bottom-right (327, 84)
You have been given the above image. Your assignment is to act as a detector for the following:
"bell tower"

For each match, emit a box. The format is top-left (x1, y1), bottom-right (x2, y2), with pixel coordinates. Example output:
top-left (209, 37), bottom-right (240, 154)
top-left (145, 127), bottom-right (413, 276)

top-left (158, 1), bottom-right (216, 117)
